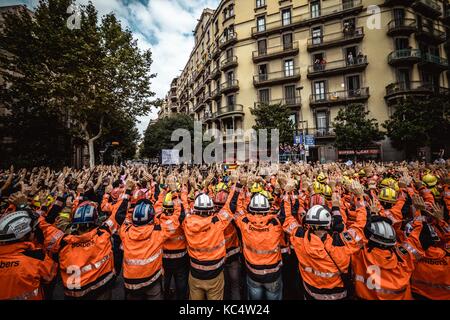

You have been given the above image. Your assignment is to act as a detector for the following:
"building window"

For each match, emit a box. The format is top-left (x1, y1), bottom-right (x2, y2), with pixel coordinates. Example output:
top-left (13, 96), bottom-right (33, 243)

top-left (257, 16), bottom-right (266, 32)
top-left (282, 8), bottom-right (292, 26)
top-left (282, 33), bottom-right (293, 50)
top-left (256, 0), bottom-right (266, 8)
top-left (227, 71), bottom-right (234, 84)
top-left (342, 0), bottom-right (355, 10)
top-left (346, 75), bottom-right (361, 96)
top-left (313, 81), bottom-right (326, 101)
top-left (311, 26), bottom-right (323, 45)
top-left (310, 1), bottom-right (321, 19)
top-left (284, 85), bottom-right (296, 104)
top-left (226, 48), bottom-right (233, 59)
top-left (259, 89), bottom-right (270, 103)
top-left (258, 39), bottom-right (267, 55)
top-left (284, 59), bottom-right (294, 77)
top-left (316, 111), bottom-right (328, 134)
top-left (393, 8), bottom-right (405, 26)
top-left (215, 20), bottom-right (219, 34)
top-left (396, 68), bottom-right (411, 87)
top-left (227, 95), bottom-right (235, 106)
top-left (229, 5), bottom-right (234, 17)
top-left (258, 64), bottom-right (268, 81)
top-left (395, 37), bottom-right (409, 50)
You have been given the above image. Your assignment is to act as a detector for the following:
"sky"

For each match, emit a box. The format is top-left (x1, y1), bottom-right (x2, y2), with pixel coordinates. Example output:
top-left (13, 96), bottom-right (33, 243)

top-left (1, 0), bottom-right (220, 135)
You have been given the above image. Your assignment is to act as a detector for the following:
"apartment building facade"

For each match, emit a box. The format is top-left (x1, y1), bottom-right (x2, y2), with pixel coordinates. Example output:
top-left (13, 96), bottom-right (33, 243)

top-left (161, 0), bottom-right (450, 162)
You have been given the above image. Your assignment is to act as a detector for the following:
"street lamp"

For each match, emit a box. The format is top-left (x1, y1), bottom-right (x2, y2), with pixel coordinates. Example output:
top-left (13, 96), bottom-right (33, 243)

top-left (296, 86), bottom-right (307, 163)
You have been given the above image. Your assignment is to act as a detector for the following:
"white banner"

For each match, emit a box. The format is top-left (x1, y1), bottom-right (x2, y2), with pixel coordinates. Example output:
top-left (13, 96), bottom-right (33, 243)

top-left (161, 149), bottom-right (180, 165)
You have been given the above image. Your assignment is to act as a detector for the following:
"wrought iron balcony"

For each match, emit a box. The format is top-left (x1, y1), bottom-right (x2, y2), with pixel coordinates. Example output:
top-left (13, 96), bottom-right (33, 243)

top-left (216, 104), bottom-right (244, 119)
top-left (388, 49), bottom-right (422, 66)
top-left (387, 19), bottom-right (417, 37)
top-left (255, 96), bottom-right (302, 109)
top-left (219, 32), bottom-right (237, 49)
top-left (307, 27), bottom-right (364, 52)
top-left (251, 0), bottom-right (363, 37)
top-left (220, 56), bottom-right (238, 72)
top-left (385, 81), bottom-right (434, 99)
top-left (253, 68), bottom-right (301, 87)
top-left (412, 0), bottom-right (442, 18)
top-left (307, 56), bottom-right (368, 79)
top-left (419, 53), bottom-right (449, 72)
top-left (253, 42), bottom-right (299, 62)
top-left (220, 79), bottom-right (239, 94)
top-left (415, 24), bottom-right (446, 45)
top-left (310, 88), bottom-right (370, 107)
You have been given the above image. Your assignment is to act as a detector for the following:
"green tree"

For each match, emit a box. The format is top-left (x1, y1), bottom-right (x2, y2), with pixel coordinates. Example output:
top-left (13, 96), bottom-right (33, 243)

top-left (332, 104), bottom-right (384, 152)
top-left (141, 114), bottom-right (194, 159)
top-left (382, 95), bottom-right (450, 158)
top-left (250, 102), bottom-right (295, 144)
top-left (0, 0), bottom-right (156, 168)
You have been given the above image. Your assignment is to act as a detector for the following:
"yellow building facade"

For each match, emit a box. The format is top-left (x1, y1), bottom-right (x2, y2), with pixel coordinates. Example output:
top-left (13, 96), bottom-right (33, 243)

top-left (160, 0), bottom-right (449, 161)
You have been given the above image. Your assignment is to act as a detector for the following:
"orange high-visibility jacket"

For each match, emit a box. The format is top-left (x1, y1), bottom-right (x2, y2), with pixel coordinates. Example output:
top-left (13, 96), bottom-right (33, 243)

top-left (351, 218), bottom-right (425, 300)
top-left (119, 195), bottom-right (181, 291)
top-left (411, 245), bottom-right (450, 300)
top-left (38, 198), bottom-right (120, 298)
top-left (0, 241), bottom-right (57, 300)
top-left (283, 195), bottom-right (367, 300)
top-left (234, 192), bottom-right (288, 284)
top-left (181, 184), bottom-right (240, 280)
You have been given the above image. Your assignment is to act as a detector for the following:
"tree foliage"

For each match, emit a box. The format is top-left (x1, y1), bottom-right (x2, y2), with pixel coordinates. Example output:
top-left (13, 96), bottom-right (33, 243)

top-left (0, 0), bottom-right (156, 167)
top-left (382, 95), bottom-right (450, 157)
top-left (141, 114), bottom-right (194, 159)
top-left (250, 102), bottom-right (295, 145)
top-left (332, 104), bottom-right (384, 150)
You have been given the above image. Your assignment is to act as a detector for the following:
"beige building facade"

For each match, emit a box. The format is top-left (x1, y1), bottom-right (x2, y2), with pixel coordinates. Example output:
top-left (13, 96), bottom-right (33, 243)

top-left (160, 0), bottom-right (449, 162)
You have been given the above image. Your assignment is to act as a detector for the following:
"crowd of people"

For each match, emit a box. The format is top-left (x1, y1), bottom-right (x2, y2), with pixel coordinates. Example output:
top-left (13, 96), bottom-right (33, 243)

top-left (0, 160), bottom-right (449, 300)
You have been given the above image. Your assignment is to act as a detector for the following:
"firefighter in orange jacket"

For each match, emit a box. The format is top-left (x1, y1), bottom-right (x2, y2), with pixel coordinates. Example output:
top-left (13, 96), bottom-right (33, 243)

top-left (115, 181), bottom-right (182, 300)
top-left (180, 182), bottom-right (241, 300)
top-left (234, 192), bottom-right (285, 300)
top-left (282, 184), bottom-right (368, 300)
top-left (351, 209), bottom-right (428, 300)
top-left (0, 208), bottom-right (57, 300)
top-left (406, 202), bottom-right (450, 300)
top-left (38, 191), bottom-right (119, 299)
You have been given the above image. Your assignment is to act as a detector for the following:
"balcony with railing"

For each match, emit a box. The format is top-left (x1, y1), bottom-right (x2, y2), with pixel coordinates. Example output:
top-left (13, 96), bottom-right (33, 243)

top-left (169, 93), bottom-right (178, 102)
top-left (307, 56), bottom-right (368, 79)
top-left (216, 104), bottom-right (244, 119)
top-left (388, 49), bottom-right (422, 66)
top-left (251, 0), bottom-right (363, 37)
top-left (204, 90), bottom-right (212, 103)
top-left (253, 68), bottom-right (301, 87)
top-left (220, 56), bottom-right (238, 71)
top-left (412, 0), bottom-right (442, 18)
top-left (202, 111), bottom-right (216, 122)
top-left (253, 42), bottom-right (299, 62)
top-left (255, 96), bottom-right (302, 109)
top-left (419, 53), bottom-right (449, 72)
top-left (307, 27), bottom-right (364, 52)
top-left (193, 82), bottom-right (205, 96)
top-left (220, 79), bottom-right (239, 94)
top-left (310, 87), bottom-right (370, 107)
top-left (415, 24), bottom-right (446, 44)
top-left (210, 66), bottom-right (221, 80)
top-left (210, 41), bottom-right (220, 59)
top-left (219, 31), bottom-right (237, 49)
top-left (311, 127), bottom-right (336, 139)
top-left (211, 87), bottom-right (221, 100)
top-left (387, 19), bottom-right (417, 37)
top-left (385, 81), bottom-right (434, 99)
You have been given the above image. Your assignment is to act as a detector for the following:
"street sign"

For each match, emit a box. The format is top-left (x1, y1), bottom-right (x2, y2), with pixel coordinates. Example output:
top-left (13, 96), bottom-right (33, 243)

top-left (161, 149), bottom-right (180, 165)
top-left (294, 134), bottom-right (303, 145)
top-left (305, 135), bottom-right (315, 146)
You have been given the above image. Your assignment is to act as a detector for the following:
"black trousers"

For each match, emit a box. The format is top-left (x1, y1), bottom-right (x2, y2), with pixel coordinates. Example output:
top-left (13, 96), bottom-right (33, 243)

top-left (163, 257), bottom-right (189, 300)
top-left (126, 278), bottom-right (164, 300)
